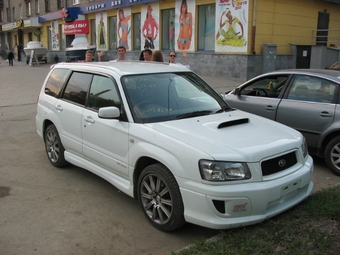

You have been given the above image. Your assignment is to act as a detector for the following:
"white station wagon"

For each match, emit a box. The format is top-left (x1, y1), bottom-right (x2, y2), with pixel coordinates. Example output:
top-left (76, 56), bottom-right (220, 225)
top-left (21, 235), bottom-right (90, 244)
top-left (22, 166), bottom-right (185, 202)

top-left (36, 61), bottom-right (313, 232)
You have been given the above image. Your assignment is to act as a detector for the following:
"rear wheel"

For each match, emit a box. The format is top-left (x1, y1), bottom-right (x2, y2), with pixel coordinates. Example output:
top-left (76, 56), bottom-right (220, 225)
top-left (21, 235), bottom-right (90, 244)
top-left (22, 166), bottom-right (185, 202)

top-left (137, 163), bottom-right (186, 232)
top-left (44, 124), bottom-right (68, 167)
top-left (324, 136), bottom-right (340, 176)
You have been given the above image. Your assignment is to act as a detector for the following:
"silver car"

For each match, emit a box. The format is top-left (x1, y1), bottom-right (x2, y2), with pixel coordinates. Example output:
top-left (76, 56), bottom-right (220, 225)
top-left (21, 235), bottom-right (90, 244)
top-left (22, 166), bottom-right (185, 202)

top-left (225, 69), bottom-right (340, 176)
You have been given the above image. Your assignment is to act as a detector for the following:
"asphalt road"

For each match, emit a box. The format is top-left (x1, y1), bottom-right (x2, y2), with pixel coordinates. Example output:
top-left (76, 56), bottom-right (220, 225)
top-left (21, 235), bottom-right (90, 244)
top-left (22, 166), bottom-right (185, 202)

top-left (1, 61), bottom-right (340, 255)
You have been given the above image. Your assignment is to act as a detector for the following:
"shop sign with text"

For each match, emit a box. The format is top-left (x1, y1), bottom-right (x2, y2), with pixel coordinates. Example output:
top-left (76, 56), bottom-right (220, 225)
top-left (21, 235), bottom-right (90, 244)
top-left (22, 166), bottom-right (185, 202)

top-left (64, 20), bottom-right (89, 35)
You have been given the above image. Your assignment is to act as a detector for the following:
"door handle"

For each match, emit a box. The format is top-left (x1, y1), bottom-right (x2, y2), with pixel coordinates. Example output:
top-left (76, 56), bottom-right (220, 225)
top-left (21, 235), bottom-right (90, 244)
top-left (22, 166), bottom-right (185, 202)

top-left (319, 111), bottom-right (332, 117)
top-left (55, 105), bottom-right (63, 111)
top-left (265, 105), bottom-right (276, 111)
top-left (84, 116), bottom-right (95, 124)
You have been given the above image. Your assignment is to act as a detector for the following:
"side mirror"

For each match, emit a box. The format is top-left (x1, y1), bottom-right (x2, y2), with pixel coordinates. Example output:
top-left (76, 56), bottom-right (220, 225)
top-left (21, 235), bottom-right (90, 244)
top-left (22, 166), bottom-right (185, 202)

top-left (234, 88), bottom-right (240, 95)
top-left (98, 106), bottom-right (120, 119)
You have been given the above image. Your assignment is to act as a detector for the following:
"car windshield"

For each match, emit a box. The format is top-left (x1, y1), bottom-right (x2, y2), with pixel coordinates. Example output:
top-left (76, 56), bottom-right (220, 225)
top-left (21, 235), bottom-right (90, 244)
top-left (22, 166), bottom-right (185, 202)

top-left (122, 72), bottom-right (232, 123)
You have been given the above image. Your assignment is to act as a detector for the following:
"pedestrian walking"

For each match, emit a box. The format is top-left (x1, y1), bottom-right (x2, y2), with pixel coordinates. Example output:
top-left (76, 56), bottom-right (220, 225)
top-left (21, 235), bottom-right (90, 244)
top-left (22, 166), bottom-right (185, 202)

top-left (7, 50), bottom-right (14, 66)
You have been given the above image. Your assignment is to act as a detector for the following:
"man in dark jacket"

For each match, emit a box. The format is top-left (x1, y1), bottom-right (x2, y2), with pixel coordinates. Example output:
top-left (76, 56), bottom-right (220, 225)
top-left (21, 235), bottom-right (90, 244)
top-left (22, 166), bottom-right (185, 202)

top-left (7, 50), bottom-right (14, 66)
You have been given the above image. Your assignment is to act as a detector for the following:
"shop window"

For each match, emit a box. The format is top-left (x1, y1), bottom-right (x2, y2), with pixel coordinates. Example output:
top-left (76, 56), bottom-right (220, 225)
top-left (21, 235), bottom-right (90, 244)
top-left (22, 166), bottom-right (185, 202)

top-left (133, 13), bottom-right (141, 51)
top-left (161, 9), bottom-right (175, 51)
top-left (109, 16), bottom-right (118, 50)
top-left (47, 26), bottom-right (51, 50)
top-left (90, 19), bottom-right (96, 46)
top-left (197, 4), bottom-right (215, 51)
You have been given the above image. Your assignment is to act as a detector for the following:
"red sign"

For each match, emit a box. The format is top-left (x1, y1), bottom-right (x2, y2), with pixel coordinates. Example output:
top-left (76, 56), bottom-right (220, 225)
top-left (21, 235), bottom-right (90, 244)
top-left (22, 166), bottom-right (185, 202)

top-left (64, 20), bottom-right (89, 35)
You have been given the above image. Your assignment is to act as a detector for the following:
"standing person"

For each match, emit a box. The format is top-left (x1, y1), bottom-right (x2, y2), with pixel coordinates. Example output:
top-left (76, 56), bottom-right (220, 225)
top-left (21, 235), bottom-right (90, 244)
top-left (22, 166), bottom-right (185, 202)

top-left (143, 49), bottom-right (153, 61)
top-left (177, 0), bottom-right (193, 50)
top-left (118, 9), bottom-right (131, 50)
top-left (84, 50), bottom-right (94, 62)
top-left (169, 21), bottom-right (175, 50)
top-left (168, 51), bottom-right (190, 69)
top-left (97, 13), bottom-right (107, 49)
top-left (142, 5), bottom-right (159, 49)
top-left (84, 50), bottom-right (104, 62)
top-left (112, 46), bottom-right (128, 62)
top-left (7, 50), bottom-right (14, 66)
top-left (152, 50), bottom-right (164, 62)
top-left (139, 45), bottom-right (149, 61)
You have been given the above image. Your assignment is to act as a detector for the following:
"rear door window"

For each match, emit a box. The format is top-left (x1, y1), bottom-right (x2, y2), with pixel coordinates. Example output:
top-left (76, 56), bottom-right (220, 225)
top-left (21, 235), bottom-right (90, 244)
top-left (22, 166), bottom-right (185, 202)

top-left (62, 72), bottom-right (93, 106)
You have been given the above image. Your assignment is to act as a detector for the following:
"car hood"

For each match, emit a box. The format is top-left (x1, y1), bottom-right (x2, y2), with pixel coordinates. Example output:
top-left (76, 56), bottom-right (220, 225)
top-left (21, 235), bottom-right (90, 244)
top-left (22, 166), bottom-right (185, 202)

top-left (148, 110), bottom-right (301, 162)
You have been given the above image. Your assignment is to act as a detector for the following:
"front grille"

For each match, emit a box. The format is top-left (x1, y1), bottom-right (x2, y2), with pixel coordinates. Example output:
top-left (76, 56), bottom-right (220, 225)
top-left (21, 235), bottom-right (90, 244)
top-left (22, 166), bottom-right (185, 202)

top-left (261, 151), bottom-right (297, 176)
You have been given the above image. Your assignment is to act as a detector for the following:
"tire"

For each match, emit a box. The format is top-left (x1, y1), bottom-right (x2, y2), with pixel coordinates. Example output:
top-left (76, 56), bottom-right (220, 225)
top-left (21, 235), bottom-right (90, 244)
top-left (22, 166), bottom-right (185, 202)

top-left (44, 124), bottom-right (68, 167)
top-left (324, 136), bottom-right (340, 176)
top-left (137, 163), bottom-right (186, 232)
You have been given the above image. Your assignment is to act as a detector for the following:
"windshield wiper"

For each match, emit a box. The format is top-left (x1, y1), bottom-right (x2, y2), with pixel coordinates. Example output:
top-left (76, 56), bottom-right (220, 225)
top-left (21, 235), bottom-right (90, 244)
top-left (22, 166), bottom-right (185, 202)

top-left (214, 106), bottom-right (233, 113)
top-left (176, 110), bottom-right (213, 119)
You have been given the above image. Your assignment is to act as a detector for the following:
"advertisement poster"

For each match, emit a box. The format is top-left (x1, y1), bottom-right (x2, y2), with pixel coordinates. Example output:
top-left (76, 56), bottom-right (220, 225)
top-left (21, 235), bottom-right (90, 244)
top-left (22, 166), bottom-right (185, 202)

top-left (117, 8), bottom-right (131, 51)
top-left (175, 0), bottom-right (195, 51)
top-left (51, 21), bottom-right (59, 51)
top-left (215, 0), bottom-right (248, 53)
top-left (141, 3), bottom-right (160, 50)
top-left (96, 12), bottom-right (108, 50)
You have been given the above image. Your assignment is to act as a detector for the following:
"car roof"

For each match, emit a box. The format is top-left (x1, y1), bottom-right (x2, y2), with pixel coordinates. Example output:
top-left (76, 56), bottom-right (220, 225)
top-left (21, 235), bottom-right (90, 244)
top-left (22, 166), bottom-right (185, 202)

top-left (264, 69), bottom-right (340, 81)
top-left (52, 61), bottom-right (191, 76)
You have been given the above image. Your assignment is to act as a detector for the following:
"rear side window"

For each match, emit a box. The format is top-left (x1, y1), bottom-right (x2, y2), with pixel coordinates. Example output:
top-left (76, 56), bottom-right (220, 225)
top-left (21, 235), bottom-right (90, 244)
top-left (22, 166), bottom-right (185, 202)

top-left (44, 68), bottom-right (69, 97)
top-left (62, 72), bottom-right (93, 106)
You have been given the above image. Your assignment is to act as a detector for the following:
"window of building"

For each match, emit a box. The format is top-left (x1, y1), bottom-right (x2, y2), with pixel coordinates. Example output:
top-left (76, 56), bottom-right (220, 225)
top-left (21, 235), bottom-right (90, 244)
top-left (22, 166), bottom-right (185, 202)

top-left (19, 4), bottom-right (23, 19)
top-left (57, 0), bottom-right (64, 9)
top-left (133, 13), bottom-right (141, 51)
top-left (12, 7), bottom-right (15, 21)
top-left (109, 16), bottom-right (117, 50)
top-left (45, 0), bottom-right (51, 13)
top-left (35, 0), bottom-right (40, 14)
top-left (161, 9), bottom-right (175, 51)
top-left (73, 0), bottom-right (80, 5)
top-left (26, 2), bottom-right (31, 17)
top-left (197, 4), bottom-right (215, 51)
top-left (0, 10), bottom-right (3, 22)
top-left (6, 8), bottom-right (10, 22)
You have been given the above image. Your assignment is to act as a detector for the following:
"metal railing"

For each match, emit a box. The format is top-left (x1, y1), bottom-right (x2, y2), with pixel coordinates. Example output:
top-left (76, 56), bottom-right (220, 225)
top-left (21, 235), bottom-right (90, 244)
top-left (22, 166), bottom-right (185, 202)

top-left (312, 28), bottom-right (340, 47)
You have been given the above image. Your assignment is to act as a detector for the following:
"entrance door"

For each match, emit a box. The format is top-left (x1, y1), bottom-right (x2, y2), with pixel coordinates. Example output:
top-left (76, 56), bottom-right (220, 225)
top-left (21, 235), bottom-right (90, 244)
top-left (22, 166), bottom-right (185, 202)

top-left (296, 45), bottom-right (311, 69)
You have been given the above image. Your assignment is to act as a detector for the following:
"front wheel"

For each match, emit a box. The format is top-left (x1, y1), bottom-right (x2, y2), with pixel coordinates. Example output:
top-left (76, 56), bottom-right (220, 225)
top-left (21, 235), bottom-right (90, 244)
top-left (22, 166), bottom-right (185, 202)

top-left (324, 136), bottom-right (340, 176)
top-left (44, 124), bottom-right (68, 167)
top-left (137, 164), bottom-right (186, 232)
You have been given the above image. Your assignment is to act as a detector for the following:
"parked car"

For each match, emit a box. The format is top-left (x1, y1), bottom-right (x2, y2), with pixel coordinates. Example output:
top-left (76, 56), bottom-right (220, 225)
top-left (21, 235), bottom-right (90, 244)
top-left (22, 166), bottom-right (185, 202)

top-left (225, 69), bottom-right (340, 176)
top-left (36, 62), bottom-right (313, 232)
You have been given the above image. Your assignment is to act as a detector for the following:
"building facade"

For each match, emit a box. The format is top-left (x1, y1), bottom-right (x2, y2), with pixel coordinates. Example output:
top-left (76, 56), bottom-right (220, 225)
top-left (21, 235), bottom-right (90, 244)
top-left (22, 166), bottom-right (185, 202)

top-left (1, 0), bottom-right (340, 81)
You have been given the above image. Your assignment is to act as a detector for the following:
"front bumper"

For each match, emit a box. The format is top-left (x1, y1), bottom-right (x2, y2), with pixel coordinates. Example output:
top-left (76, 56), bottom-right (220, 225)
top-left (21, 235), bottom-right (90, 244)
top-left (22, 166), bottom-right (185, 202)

top-left (179, 155), bottom-right (314, 229)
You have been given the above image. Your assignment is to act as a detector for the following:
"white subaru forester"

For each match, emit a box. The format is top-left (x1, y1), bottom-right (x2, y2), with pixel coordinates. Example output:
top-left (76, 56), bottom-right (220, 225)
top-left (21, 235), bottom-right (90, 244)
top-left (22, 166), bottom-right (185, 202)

top-left (36, 61), bottom-right (313, 232)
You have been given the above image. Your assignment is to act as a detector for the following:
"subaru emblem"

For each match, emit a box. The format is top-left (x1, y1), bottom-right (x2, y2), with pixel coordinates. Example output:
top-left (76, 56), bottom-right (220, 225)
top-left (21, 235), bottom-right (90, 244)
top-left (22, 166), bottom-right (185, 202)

top-left (278, 159), bottom-right (286, 167)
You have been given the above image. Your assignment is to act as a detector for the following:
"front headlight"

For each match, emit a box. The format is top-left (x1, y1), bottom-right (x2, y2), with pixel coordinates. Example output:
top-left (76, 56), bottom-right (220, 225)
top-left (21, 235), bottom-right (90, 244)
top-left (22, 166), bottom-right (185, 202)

top-left (199, 160), bottom-right (251, 181)
top-left (301, 136), bottom-right (308, 158)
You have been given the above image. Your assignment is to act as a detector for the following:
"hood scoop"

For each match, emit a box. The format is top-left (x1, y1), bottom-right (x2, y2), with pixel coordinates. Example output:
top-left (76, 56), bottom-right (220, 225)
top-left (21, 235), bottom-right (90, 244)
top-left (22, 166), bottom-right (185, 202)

top-left (218, 118), bottom-right (249, 129)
